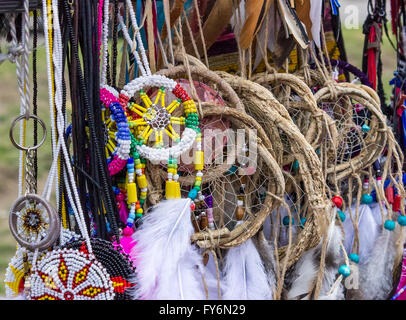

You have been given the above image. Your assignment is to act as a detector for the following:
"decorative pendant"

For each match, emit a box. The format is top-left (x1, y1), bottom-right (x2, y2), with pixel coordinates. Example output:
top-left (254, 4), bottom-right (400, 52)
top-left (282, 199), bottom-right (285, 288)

top-left (29, 246), bottom-right (115, 300)
top-left (9, 194), bottom-right (60, 252)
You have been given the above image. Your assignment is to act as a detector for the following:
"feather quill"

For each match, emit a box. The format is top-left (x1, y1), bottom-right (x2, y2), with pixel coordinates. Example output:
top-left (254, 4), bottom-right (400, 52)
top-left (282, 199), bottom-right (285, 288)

top-left (131, 199), bottom-right (206, 300)
top-left (360, 226), bottom-right (401, 300)
top-left (222, 227), bottom-right (274, 300)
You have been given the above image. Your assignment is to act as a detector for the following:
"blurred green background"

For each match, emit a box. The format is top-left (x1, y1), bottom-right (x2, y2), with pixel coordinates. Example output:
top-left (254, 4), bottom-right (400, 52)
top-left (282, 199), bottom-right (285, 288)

top-left (0, 2), bottom-right (398, 296)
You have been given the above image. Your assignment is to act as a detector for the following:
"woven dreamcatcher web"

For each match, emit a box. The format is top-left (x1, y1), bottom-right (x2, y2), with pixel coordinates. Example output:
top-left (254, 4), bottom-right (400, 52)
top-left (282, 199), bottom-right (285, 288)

top-left (252, 72), bottom-right (330, 165)
top-left (216, 71), bottom-right (332, 267)
top-left (140, 65), bottom-right (286, 249)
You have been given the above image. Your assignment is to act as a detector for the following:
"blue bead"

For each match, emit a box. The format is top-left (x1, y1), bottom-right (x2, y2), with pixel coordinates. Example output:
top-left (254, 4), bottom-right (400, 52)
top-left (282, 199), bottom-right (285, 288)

top-left (127, 218), bottom-right (134, 223)
top-left (129, 213), bottom-right (136, 219)
top-left (398, 216), bottom-right (406, 226)
top-left (127, 223), bottom-right (134, 228)
top-left (337, 210), bottom-right (346, 222)
top-left (283, 216), bottom-right (294, 226)
top-left (226, 165), bottom-right (238, 175)
top-left (361, 194), bottom-right (373, 205)
top-left (384, 220), bottom-right (396, 231)
top-left (293, 160), bottom-right (299, 171)
top-left (127, 158), bottom-right (134, 164)
top-left (349, 253), bottom-right (359, 264)
top-left (361, 124), bottom-right (371, 132)
top-left (338, 265), bottom-right (351, 277)
top-left (188, 188), bottom-right (198, 200)
top-left (300, 217), bottom-right (306, 226)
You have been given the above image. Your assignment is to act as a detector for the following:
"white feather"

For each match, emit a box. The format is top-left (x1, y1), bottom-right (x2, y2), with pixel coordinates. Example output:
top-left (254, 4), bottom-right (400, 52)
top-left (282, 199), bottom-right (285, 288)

top-left (370, 202), bottom-right (387, 227)
top-left (360, 227), bottom-right (400, 300)
top-left (287, 209), bottom-right (345, 300)
top-left (230, 0), bottom-right (245, 40)
top-left (222, 232), bottom-right (273, 300)
top-left (254, 233), bottom-right (277, 298)
top-left (131, 199), bottom-right (206, 300)
top-left (286, 247), bottom-right (318, 300)
top-left (200, 250), bottom-right (224, 300)
top-left (310, 0), bottom-right (323, 47)
top-left (343, 204), bottom-right (380, 262)
top-left (317, 221), bottom-right (345, 300)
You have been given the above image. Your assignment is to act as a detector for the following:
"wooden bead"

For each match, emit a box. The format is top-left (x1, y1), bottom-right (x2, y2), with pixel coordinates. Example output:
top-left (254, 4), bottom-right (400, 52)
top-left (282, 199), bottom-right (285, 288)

top-left (235, 206), bottom-right (245, 221)
top-left (202, 253), bottom-right (209, 266)
top-left (200, 214), bottom-right (208, 229)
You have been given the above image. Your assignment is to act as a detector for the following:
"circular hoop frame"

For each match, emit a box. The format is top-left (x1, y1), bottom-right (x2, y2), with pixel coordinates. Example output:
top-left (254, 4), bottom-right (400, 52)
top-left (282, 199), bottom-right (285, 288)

top-left (9, 194), bottom-right (60, 251)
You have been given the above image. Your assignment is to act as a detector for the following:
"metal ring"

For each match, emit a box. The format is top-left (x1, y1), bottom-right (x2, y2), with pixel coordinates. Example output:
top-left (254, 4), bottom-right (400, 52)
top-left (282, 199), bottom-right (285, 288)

top-left (9, 194), bottom-right (60, 251)
top-left (9, 114), bottom-right (47, 151)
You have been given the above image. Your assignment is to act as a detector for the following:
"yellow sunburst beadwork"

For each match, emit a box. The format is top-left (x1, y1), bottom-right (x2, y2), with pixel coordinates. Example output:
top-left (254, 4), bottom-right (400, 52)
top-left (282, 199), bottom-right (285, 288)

top-left (127, 88), bottom-right (185, 147)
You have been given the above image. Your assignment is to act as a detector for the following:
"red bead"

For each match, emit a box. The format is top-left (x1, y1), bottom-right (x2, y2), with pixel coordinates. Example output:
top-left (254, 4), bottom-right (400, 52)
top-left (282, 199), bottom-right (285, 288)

top-left (393, 195), bottom-right (402, 212)
top-left (386, 186), bottom-right (394, 204)
top-left (190, 202), bottom-right (196, 211)
top-left (332, 196), bottom-right (343, 208)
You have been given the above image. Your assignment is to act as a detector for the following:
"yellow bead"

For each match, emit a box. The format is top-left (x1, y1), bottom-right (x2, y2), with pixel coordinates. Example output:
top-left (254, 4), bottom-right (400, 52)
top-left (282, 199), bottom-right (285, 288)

top-left (165, 180), bottom-right (181, 199)
top-left (196, 177), bottom-right (202, 181)
top-left (136, 209), bottom-right (143, 214)
top-left (195, 151), bottom-right (204, 170)
top-left (126, 183), bottom-right (138, 204)
top-left (137, 174), bottom-right (148, 189)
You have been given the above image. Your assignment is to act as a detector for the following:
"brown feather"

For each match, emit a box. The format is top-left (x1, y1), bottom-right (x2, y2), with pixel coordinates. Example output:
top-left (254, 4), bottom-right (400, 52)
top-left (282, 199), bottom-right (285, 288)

top-left (161, 0), bottom-right (187, 40)
top-left (295, 0), bottom-right (312, 40)
top-left (239, 0), bottom-right (265, 50)
top-left (184, 0), bottom-right (239, 56)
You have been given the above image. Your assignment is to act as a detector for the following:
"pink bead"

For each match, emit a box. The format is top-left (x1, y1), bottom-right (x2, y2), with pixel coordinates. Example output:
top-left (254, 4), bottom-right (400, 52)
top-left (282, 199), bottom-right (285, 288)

top-left (123, 226), bottom-right (134, 237)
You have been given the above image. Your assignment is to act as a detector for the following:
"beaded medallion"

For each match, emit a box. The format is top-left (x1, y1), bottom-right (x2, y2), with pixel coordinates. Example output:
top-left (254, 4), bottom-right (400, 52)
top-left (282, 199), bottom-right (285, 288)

top-left (29, 246), bottom-right (115, 300)
top-left (65, 238), bottom-right (136, 300)
top-left (5, 229), bottom-right (81, 299)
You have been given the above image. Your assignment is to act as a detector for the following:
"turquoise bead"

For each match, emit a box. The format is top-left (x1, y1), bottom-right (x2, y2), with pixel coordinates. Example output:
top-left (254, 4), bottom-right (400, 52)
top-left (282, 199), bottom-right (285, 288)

top-left (300, 217), bottom-right (306, 227)
top-left (337, 210), bottom-right (346, 222)
top-left (361, 194), bottom-right (373, 205)
top-left (398, 215), bottom-right (406, 226)
top-left (338, 265), bottom-right (351, 277)
top-left (226, 165), bottom-right (238, 175)
top-left (188, 188), bottom-right (198, 200)
top-left (349, 253), bottom-right (359, 264)
top-left (283, 216), bottom-right (294, 226)
top-left (293, 160), bottom-right (299, 171)
top-left (128, 213), bottom-right (136, 219)
top-left (361, 124), bottom-right (371, 132)
top-left (384, 220), bottom-right (396, 231)
top-left (136, 213), bottom-right (143, 218)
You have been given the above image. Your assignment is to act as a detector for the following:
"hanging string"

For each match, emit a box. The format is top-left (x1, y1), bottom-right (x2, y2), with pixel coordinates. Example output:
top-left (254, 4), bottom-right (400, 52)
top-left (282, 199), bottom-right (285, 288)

top-left (101, 0), bottom-right (110, 86)
top-left (162, 0), bottom-right (175, 65)
top-left (193, 0), bottom-right (209, 68)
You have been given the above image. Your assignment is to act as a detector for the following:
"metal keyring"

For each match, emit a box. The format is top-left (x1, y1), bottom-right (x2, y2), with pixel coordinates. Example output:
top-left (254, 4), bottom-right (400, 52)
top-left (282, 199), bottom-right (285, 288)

top-left (9, 114), bottom-right (47, 151)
